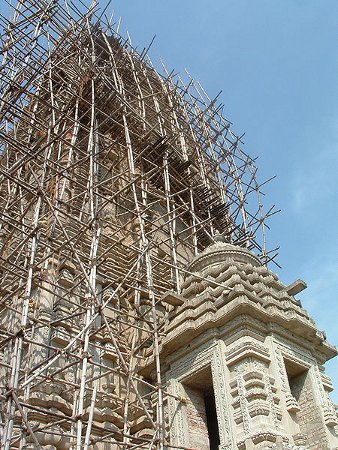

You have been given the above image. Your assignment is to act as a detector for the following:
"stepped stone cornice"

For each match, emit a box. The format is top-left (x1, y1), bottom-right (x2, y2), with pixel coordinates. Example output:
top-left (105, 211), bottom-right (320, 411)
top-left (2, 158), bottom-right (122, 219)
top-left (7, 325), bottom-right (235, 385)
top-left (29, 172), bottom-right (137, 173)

top-left (159, 240), bottom-right (337, 362)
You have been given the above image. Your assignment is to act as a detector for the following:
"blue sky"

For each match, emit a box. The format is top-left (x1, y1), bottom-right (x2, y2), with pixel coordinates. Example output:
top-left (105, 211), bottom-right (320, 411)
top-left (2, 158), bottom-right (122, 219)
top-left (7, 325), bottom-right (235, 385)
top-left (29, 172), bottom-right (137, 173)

top-left (104, 0), bottom-right (338, 399)
top-left (1, 0), bottom-right (338, 400)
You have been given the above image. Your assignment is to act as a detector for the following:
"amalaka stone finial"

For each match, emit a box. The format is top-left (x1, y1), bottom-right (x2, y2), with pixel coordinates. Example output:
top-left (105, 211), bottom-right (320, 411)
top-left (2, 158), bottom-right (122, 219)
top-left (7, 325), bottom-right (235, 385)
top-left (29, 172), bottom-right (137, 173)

top-left (188, 237), bottom-right (262, 273)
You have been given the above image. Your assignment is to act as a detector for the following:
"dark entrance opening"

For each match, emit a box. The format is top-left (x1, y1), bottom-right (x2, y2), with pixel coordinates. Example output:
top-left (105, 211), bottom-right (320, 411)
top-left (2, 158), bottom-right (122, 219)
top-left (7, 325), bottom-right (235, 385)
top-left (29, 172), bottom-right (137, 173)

top-left (204, 387), bottom-right (220, 450)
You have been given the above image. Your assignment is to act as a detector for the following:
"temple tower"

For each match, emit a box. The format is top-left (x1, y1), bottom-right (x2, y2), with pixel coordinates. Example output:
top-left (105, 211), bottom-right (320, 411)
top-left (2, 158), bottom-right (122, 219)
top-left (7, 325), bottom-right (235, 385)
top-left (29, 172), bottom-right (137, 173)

top-left (0, 1), bottom-right (337, 449)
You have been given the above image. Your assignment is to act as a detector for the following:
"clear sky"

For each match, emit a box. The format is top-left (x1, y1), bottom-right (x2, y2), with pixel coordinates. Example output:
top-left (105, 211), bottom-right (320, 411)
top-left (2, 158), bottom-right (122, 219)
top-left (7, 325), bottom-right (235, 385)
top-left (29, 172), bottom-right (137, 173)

top-left (105, 0), bottom-right (338, 400)
top-left (1, 0), bottom-right (338, 400)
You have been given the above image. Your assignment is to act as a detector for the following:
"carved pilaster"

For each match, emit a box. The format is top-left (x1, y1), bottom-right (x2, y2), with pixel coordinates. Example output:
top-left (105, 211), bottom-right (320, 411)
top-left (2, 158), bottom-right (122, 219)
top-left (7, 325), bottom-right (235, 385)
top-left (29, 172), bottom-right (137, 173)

top-left (264, 374), bottom-right (281, 426)
top-left (236, 371), bottom-right (251, 435)
top-left (167, 378), bottom-right (189, 448)
top-left (211, 342), bottom-right (233, 450)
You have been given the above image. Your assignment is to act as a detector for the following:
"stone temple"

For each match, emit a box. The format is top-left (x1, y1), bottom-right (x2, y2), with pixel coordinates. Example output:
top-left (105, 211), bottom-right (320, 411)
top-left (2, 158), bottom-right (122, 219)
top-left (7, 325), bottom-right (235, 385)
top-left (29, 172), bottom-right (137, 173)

top-left (0, 2), bottom-right (337, 449)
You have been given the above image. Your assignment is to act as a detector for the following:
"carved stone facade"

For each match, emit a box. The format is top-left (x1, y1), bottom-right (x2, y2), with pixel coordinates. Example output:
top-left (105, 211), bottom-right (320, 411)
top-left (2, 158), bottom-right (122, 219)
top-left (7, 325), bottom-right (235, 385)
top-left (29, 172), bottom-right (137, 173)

top-left (152, 236), bottom-right (338, 449)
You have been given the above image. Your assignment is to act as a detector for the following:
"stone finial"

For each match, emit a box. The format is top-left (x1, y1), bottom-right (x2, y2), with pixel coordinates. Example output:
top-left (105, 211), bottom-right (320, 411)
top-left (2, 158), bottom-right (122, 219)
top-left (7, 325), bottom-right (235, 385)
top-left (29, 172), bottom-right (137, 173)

top-left (188, 239), bottom-right (262, 273)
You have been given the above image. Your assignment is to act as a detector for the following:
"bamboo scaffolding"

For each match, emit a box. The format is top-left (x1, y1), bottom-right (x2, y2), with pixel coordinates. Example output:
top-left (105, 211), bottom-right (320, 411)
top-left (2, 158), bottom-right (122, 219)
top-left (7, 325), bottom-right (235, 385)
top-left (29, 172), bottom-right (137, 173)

top-left (0, 1), bottom-right (278, 448)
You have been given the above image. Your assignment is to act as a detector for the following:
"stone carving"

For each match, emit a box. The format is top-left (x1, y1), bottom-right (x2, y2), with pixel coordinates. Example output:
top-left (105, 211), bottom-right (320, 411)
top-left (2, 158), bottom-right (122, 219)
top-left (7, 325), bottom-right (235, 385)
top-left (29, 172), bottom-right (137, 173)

top-left (237, 372), bottom-right (250, 434)
top-left (211, 345), bottom-right (232, 449)
top-left (168, 339), bottom-right (216, 380)
top-left (265, 374), bottom-right (280, 426)
top-left (285, 392), bottom-right (301, 413)
top-left (58, 267), bottom-right (75, 288)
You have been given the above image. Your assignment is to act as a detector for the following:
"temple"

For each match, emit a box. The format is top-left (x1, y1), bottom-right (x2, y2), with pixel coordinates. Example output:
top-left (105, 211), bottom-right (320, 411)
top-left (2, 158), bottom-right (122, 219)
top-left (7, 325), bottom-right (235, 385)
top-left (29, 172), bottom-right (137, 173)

top-left (0, 1), bottom-right (337, 449)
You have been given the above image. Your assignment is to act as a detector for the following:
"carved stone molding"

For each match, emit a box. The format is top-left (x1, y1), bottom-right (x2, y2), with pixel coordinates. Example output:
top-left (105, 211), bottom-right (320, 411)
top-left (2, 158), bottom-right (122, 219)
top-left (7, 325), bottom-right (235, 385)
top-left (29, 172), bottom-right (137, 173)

top-left (211, 343), bottom-right (233, 449)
